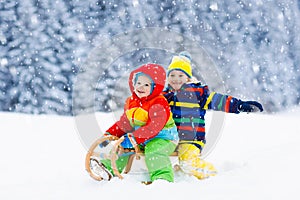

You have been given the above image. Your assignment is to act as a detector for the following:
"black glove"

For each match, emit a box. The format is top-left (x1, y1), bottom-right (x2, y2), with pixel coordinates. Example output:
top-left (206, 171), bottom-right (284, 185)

top-left (238, 101), bottom-right (263, 113)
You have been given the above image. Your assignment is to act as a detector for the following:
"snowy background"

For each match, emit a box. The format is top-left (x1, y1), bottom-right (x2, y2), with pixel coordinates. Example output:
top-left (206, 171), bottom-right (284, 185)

top-left (1, 0), bottom-right (300, 115)
top-left (1, 1), bottom-right (300, 199)
top-left (1, 108), bottom-right (300, 200)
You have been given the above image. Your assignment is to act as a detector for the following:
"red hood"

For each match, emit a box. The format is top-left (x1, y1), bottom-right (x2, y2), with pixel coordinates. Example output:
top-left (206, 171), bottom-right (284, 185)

top-left (129, 64), bottom-right (166, 100)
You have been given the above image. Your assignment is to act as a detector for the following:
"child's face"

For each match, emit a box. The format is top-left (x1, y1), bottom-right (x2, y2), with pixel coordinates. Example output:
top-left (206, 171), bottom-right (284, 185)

top-left (168, 70), bottom-right (189, 91)
top-left (134, 75), bottom-right (152, 98)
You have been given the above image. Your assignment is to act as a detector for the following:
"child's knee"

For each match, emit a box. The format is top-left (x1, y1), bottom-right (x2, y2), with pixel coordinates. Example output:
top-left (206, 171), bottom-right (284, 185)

top-left (178, 143), bottom-right (200, 161)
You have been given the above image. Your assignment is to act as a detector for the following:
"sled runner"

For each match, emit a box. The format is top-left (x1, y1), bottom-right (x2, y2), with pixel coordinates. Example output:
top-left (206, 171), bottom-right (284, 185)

top-left (85, 135), bottom-right (119, 181)
top-left (85, 135), bottom-right (217, 182)
top-left (85, 135), bottom-right (178, 181)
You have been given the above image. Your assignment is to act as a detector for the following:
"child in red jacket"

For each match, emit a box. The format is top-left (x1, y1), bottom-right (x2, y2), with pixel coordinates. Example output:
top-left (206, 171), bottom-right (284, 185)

top-left (163, 52), bottom-right (263, 179)
top-left (95, 63), bottom-right (179, 183)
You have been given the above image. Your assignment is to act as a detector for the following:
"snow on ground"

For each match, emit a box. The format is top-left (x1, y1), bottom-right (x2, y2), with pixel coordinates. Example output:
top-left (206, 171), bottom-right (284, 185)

top-left (1, 108), bottom-right (300, 200)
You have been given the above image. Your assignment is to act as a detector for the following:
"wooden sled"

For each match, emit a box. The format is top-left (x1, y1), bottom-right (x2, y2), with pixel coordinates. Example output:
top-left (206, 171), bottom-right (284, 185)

top-left (85, 135), bottom-right (178, 181)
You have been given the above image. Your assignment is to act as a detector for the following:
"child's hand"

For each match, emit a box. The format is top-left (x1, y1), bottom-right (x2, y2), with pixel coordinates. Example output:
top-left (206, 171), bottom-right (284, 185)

top-left (127, 133), bottom-right (137, 147)
top-left (238, 101), bottom-right (263, 113)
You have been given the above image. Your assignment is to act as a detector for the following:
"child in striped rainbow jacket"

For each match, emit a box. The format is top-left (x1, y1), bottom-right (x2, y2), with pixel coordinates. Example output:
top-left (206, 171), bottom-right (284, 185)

top-left (163, 51), bottom-right (263, 179)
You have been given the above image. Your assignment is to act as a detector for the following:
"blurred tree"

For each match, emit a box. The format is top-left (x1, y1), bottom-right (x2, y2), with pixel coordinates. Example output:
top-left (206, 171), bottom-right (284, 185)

top-left (0, 0), bottom-right (85, 114)
top-left (0, 0), bottom-right (299, 115)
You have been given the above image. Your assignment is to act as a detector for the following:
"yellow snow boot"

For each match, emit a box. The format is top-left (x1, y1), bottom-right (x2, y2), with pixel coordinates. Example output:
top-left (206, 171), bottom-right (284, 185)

top-left (178, 142), bottom-right (217, 179)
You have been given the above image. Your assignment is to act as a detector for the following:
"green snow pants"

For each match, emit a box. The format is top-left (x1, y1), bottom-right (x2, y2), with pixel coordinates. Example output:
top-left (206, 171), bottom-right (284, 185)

top-left (101, 138), bottom-right (177, 182)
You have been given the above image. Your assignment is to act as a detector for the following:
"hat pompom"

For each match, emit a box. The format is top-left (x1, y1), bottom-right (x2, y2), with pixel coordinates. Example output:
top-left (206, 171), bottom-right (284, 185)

top-left (179, 51), bottom-right (192, 63)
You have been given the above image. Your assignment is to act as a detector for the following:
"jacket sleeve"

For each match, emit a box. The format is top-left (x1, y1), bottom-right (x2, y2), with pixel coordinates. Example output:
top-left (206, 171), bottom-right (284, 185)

top-left (105, 98), bottom-right (134, 137)
top-left (132, 97), bottom-right (170, 144)
top-left (203, 86), bottom-right (241, 113)
top-left (162, 90), bottom-right (174, 103)
top-left (105, 112), bottom-right (134, 137)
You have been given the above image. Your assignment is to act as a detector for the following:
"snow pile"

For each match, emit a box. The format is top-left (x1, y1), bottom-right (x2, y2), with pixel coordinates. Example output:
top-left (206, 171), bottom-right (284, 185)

top-left (0, 109), bottom-right (299, 200)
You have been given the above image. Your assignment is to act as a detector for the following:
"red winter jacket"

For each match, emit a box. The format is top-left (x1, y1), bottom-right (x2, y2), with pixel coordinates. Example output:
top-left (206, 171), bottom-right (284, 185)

top-left (106, 64), bottom-right (178, 144)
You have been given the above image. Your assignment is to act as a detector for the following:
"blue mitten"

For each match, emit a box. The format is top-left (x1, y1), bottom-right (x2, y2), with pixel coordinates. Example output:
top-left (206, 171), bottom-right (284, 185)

top-left (121, 133), bottom-right (137, 148)
top-left (98, 132), bottom-right (111, 148)
top-left (238, 101), bottom-right (263, 113)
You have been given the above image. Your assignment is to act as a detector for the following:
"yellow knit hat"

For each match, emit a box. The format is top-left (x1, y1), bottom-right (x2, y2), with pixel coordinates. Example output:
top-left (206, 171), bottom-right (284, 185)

top-left (167, 51), bottom-right (192, 78)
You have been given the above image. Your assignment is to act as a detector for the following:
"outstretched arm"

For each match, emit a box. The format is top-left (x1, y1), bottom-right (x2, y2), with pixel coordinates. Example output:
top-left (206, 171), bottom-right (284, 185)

top-left (204, 90), bottom-right (263, 113)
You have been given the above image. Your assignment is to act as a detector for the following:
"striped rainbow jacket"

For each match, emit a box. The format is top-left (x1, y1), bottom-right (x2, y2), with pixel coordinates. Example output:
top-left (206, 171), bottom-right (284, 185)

top-left (163, 81), bottom-right (241, 144)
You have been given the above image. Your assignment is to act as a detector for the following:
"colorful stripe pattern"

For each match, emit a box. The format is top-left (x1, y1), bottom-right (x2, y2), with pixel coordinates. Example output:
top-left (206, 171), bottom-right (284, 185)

top-left (163, 82), bottom-right (240, 142)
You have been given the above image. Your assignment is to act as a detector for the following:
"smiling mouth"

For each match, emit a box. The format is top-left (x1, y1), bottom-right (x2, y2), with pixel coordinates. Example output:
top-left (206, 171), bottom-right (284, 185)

top-left (172, 82), bottom-right (181, 85)
top-left (137, 90), bottom-right (145, 93)
top-left (171, 81), bottom-right (181, 83)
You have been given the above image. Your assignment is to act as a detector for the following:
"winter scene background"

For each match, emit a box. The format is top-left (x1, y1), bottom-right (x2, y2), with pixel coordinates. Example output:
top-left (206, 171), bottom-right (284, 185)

top-left (1, 0), bottom-right (300, 114)
top-left (1, 0), bottom-right (300, 199)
